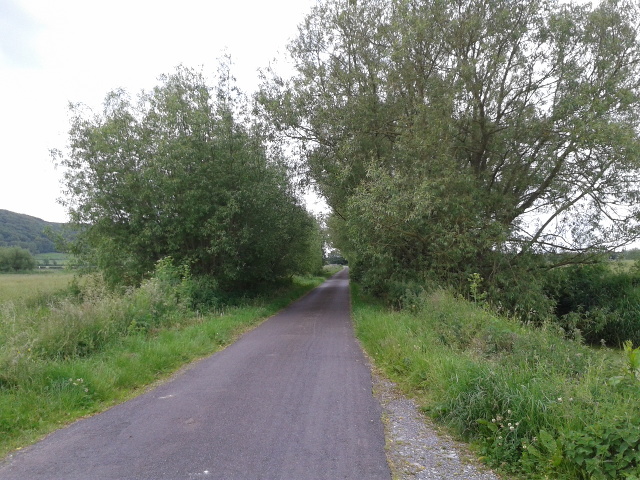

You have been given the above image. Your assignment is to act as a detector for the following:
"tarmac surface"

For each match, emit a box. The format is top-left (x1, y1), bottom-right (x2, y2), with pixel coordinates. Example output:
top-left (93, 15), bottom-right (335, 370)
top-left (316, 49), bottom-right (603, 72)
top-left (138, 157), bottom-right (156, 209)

top-left (0, 268), bottom-right (390, 480)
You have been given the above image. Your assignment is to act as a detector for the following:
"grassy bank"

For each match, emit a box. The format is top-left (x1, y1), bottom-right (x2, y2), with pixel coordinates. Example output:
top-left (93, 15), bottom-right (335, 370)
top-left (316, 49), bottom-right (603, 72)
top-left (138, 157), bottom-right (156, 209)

top-left (352, 285), bottom-right (640, 479)
top-left (0, 265), bottom-right (338, 458)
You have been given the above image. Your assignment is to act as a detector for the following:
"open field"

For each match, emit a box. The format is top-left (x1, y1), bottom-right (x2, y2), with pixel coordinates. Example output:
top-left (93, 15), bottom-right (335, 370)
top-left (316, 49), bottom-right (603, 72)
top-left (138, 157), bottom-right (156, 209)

top-left (0, 271), bottom-right (76, 303)
top-left (33, 253), bottom-right (71, 268)
top-left (609, 258), bottom-right (637, 272)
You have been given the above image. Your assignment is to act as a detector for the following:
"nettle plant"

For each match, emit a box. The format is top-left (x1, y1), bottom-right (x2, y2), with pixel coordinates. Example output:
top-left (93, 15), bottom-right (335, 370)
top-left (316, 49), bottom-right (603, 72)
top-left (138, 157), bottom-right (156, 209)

top-left (515, 419), bottom-right (640, 479)
top-left (562, 416), bottom-right (640, 480)
top-left (609, 341), bottom-right (640, 388)
top-left (474, 342), bottom-right (640, 478)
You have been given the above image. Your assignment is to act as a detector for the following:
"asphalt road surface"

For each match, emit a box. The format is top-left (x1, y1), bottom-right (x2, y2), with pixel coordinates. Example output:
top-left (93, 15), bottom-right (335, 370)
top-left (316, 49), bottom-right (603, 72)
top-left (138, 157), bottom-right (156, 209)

top-left (0, 268), bottom-right (391, 480)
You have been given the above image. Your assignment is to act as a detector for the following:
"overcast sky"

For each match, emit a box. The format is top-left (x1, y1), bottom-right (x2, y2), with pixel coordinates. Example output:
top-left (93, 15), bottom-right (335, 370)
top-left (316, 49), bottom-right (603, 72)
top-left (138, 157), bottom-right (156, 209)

top-left (0, 0), bottom-right (317, 223)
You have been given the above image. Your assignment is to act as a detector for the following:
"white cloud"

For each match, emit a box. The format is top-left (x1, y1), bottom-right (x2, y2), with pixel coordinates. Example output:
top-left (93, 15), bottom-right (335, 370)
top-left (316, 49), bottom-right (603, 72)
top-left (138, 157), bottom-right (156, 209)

top-left (0, 0), bottom-right (315, 222)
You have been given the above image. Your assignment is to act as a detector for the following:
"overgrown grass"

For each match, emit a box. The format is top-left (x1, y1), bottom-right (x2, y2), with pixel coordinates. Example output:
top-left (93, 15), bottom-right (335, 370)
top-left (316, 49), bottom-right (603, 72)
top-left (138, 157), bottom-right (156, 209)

top-left (0, 263), bottom-right (337, 459)
top-left (352, 285), bottom-right (640, 479)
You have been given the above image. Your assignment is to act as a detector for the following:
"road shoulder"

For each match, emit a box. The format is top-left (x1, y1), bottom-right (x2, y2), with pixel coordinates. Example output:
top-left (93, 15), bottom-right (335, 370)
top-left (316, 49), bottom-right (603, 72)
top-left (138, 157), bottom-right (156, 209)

top-left (371, 370), bottom-right (503, 480)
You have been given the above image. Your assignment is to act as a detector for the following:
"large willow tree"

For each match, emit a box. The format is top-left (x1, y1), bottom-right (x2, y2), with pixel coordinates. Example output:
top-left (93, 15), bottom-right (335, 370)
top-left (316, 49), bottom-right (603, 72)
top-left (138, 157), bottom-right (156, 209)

top-left (56, 66), bottom-right (321, 288)
top-left (260, 0), bottom-right (640, 301)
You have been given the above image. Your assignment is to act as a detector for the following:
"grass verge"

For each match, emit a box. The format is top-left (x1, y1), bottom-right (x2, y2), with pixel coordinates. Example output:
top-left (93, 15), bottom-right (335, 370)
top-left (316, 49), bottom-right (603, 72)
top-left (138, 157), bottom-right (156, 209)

top-left (352, 284), bottom-right (640, 479)
top-left (0, 267), bottom-right (338, 459)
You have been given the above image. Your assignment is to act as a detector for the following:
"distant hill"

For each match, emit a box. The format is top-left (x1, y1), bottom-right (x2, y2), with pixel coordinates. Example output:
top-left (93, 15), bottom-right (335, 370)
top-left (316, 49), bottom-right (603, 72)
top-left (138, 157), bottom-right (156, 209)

top-left (0, 210), bottom-right (69, 254)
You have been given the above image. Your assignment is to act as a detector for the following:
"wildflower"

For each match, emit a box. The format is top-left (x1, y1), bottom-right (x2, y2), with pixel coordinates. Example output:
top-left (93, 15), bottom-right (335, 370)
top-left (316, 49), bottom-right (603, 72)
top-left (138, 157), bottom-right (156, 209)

top-left (507, 410), bottom-right (512, 414)
top-left (510, 426), bottom-right (515, 431)
top-left (557, 397), bottom-right (563, 402)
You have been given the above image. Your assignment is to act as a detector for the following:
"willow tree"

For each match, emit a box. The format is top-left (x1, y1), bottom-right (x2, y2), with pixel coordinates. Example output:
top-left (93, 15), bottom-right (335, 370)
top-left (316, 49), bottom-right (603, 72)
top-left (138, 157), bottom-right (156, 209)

top-left (56, 66), bottom-right (321, 288)
top-left (259, 0), bottom-right (640, 301)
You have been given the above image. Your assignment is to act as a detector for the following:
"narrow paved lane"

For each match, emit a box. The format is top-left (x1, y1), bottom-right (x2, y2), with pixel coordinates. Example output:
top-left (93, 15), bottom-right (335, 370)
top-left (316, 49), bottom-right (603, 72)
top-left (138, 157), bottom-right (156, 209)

top-left (0, 269), bottom-right (390, 480)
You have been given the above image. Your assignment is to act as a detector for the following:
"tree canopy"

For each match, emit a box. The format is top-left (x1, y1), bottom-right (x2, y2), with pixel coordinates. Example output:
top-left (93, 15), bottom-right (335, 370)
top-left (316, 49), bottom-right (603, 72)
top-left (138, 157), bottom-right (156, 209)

top-left (259, 0), bottom-right (640, 302)
top-left (55, 66), bottom-right (321, 288)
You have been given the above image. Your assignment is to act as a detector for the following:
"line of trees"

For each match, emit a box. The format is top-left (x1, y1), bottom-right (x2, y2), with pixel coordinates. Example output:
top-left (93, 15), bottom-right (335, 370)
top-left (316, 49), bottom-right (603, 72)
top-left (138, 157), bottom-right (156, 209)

top-left (54, 65), bottom-right (323, 289)
top-left (54, 0), bottom-right (640, 331)
top-left (258, 0), bottom-right (640, 320)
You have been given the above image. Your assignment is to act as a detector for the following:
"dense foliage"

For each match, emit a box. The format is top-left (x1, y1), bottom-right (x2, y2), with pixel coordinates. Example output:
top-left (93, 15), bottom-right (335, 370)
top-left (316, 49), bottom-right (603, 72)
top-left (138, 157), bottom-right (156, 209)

top-left (259, 0), bottom-right (640, 311)
top-left (55, 66), bottom-right (322, 288)
top-left (545, 262), bottom-right (640, 347)
top-left (0, 209), bottom-right (66, 254)
top-left (0, 247), bottom-right (36, 272)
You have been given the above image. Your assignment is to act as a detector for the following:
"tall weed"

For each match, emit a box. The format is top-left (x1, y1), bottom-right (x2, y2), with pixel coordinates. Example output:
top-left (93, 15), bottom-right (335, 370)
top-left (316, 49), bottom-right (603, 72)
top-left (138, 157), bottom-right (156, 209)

top-left (1, 259), bottom-right (190, 375)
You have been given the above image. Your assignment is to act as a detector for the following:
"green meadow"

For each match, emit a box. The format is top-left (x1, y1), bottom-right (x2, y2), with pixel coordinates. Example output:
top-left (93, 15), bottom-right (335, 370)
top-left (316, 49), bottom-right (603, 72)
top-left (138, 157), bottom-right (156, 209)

top-left (0, 271), bottom-right (76, 303)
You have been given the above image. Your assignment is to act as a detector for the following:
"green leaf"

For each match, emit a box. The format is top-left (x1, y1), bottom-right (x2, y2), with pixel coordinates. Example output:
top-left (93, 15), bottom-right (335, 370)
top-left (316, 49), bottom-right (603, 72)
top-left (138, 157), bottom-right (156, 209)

top-left (477, 418), bottom-right (499, 433)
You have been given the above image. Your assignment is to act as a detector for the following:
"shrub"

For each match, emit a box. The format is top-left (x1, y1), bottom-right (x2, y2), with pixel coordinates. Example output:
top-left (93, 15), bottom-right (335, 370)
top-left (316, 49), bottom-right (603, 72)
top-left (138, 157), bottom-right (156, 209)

top-left (545, 263), bottom-right (640, 346)
top-left (0, 247), bottom-right (36, 272)
top-left (58, 67), bottom-right (322, 289)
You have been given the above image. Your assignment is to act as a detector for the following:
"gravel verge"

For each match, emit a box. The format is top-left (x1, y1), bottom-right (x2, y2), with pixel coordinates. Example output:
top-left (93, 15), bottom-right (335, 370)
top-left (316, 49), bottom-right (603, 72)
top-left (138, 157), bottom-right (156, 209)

top-left (371, 370), bottom-right (505, 480)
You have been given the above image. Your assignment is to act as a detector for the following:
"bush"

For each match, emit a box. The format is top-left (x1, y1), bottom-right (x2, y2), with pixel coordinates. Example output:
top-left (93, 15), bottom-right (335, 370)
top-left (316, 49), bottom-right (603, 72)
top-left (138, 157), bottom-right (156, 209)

top-left (545, 263), bottom-right (640, 346)
top-left (58, 66), bottom-right (322, 289)
top-left (0, 247), bottom-right (36, 272)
